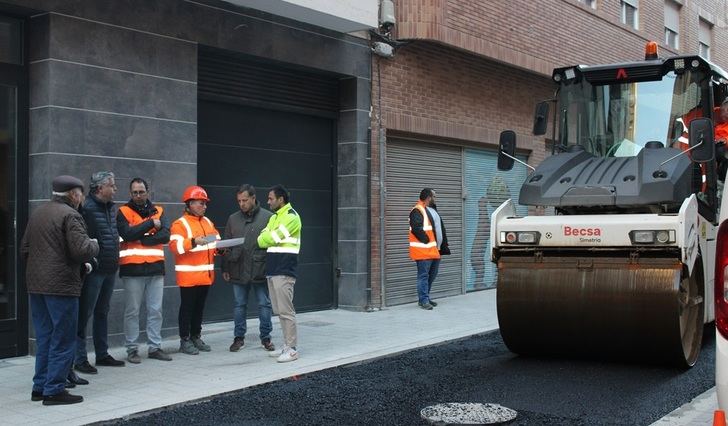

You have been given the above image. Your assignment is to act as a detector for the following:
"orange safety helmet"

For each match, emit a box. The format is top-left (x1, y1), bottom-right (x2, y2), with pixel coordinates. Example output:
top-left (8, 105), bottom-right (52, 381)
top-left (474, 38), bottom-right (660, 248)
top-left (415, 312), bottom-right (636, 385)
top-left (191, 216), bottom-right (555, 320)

top-left (182, 185), bottom-right (210, 203)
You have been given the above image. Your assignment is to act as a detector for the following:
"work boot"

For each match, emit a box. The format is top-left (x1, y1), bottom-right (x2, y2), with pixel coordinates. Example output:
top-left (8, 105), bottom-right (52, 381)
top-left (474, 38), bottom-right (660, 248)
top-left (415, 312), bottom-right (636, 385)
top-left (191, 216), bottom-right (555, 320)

top-left (229, 336), bottom-right (244, 352)
top-left (127, 350), bottom-right (142, 364)
top-left (148, 348), bottom-right (172, 361)
top-left (179, 338), bottom-right (199, 355)
top-left (261, 338), bottom-right (275, 352)
top-left (74, 361), bottom-right (97, 375)
top-left (418, 302), bottom-right (433, 310)
top-left (192, 336), bottom-right (211, 352)
top-left (42, 390), bottom-right (83, 405)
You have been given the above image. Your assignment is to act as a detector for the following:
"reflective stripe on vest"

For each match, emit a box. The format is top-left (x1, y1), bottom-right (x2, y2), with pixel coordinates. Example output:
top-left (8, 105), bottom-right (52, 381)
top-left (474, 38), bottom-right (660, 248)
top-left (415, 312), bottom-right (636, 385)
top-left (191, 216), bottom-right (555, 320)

top-left (119, 205), bottom-right (165, 265)
top-left (169, 213), bottom-right (220, 287)
top-left (409, 203), bottom-right (440, 261)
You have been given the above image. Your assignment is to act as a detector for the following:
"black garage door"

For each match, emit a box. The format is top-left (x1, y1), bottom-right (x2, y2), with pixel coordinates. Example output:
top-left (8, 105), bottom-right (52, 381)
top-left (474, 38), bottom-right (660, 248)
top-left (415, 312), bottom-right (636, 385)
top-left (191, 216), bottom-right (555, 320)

top-left (197, 48), bottom-right (338, 321)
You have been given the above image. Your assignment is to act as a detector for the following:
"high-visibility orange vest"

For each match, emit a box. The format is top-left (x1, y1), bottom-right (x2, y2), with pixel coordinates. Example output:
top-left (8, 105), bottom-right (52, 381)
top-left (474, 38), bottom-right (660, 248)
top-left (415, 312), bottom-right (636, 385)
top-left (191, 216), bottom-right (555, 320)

top-left (169, 212), bottom-right (220, 287)
top-left (409, 201), bottom-right (441, 261)
top-left (119, 205), bottom-right (165, 266)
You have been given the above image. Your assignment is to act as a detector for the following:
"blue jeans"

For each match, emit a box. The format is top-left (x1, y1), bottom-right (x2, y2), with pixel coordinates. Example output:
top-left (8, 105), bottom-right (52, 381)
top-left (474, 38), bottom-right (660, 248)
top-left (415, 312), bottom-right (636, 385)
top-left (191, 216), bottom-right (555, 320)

top-left (122, 275), bottom-right (164, 353)
top-left (416, 259), bottom-right (440, 304)
top-left (30, 294), bottom-right (78, 396)
top-left (75, 271), bottom-right (116, 364)
top-left (232, 281), bottom-right (273, 341)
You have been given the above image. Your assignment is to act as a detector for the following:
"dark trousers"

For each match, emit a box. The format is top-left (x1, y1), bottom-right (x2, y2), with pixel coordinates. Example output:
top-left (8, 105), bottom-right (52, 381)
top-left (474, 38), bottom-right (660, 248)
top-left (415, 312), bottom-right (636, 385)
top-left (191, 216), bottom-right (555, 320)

top-left (30, 294), bottom-right (78, 396)
top-left (178, 285), bottom-right (209, 339)
top-left (75, 271), bottom-right (116, 364)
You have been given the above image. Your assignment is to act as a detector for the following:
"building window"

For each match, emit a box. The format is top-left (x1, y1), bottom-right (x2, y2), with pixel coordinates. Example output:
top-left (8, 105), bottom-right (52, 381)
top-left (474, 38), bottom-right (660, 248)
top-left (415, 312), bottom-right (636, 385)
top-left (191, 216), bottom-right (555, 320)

top-left (664, 1), bottom-right (679, 49)
top-left (699, 18), bottom-right (711, 60)
top-left (578, 0), bottom-right (596, 9)
top-left (621, 0), bottom-right (638, 29)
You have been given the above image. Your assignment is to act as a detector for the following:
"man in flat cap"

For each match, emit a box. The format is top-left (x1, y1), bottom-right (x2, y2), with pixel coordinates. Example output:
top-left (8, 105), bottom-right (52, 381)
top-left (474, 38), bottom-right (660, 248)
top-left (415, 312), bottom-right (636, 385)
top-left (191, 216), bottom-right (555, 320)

top-left (21, 175), bottom-right (99, 405)
top-left (75, 171), bottom-right (125, 374)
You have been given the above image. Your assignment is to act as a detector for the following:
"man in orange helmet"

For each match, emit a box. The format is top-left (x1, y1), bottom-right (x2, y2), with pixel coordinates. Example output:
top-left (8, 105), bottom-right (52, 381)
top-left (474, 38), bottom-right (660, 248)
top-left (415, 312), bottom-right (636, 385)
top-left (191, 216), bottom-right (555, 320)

top-left (169, 185), bottom-right (220, 355)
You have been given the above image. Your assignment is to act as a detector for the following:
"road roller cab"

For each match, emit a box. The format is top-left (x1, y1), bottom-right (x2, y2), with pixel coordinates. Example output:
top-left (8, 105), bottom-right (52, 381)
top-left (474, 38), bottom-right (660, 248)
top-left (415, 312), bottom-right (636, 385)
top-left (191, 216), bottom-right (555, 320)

top-left (492, 44), bottom-right (728, 369)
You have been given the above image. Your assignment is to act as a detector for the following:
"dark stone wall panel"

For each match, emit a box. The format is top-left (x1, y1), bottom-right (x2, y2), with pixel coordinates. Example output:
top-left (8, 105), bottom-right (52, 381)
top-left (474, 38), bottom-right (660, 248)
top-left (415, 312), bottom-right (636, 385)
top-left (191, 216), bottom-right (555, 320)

top-left (338, 207), bottom-right (368, 241)
top-left (337, 273), bottom-right (368, 310)
top-left (337, 175), bottom-right (367, 208)
top-left (29, 108), bottom-right (50, 154)
top-left (338, 109), bottom-right (369, 143)
top-left (29, 154), bottom-right (196, 204)
top-left (41, 13), bottom-right (197, 81)
top-left (42, 107), bottom-right (197, 163)
top-left (338, 240), bottom-right (368, 272)
top-left (46, 61), bottom-right (196, 122)
top-left (6, 0), bottom-right (370, 78)
top-left (338, 142), bottom-right (368, 176)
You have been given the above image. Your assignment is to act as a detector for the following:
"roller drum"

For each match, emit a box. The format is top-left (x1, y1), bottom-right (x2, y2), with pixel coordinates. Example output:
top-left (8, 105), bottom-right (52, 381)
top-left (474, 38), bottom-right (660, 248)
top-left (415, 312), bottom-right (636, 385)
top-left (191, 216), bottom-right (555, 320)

top-left (496, 255), bottom-right (704, 366)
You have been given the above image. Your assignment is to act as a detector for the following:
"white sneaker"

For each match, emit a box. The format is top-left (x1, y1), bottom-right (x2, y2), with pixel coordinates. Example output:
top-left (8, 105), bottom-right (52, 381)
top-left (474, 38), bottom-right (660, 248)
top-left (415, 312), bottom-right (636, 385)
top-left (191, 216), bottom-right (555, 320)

top-left (277, 347), bottom-right (298, 363)
top-left (268, 346), bottom-right (286, 358)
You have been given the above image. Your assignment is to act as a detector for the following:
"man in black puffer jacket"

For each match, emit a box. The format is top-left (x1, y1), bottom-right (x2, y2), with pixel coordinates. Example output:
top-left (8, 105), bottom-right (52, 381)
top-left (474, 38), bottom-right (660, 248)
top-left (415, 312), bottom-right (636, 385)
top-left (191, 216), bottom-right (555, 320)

top-left (74, 171), bottom-right (126, 375)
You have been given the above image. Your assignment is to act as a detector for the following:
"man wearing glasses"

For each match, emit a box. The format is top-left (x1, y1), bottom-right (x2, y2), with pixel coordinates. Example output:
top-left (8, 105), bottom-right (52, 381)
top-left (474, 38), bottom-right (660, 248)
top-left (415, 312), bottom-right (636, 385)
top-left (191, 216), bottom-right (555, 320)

top-left (74, 171), bottom-right (126, 375)
top-left (117, 178), bottom-right (172, 363)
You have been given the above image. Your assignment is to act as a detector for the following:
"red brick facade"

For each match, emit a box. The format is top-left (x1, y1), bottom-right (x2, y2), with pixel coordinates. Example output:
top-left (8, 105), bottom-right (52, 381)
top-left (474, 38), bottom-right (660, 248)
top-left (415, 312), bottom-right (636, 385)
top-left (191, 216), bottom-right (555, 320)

top-left (369, 0), bottom-right (728, 306)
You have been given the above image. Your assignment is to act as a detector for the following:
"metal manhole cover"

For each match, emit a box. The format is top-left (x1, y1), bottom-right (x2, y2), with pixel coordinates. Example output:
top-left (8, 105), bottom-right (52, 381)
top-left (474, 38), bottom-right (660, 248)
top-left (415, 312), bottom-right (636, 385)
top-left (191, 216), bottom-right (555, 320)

top-left (420, 403), bottom-right (517, 425)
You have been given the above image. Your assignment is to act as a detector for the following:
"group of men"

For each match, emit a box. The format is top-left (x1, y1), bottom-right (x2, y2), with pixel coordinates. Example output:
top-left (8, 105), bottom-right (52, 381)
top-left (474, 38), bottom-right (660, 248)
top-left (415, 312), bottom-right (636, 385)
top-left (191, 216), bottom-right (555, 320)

top-left (22, 172), bottom-right (302, 405)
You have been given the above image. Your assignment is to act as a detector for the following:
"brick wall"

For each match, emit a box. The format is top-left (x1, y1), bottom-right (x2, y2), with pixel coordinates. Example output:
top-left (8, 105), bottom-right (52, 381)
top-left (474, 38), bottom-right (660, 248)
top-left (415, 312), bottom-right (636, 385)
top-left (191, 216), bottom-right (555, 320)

top-left (396, 0), bottom-right (728, 75)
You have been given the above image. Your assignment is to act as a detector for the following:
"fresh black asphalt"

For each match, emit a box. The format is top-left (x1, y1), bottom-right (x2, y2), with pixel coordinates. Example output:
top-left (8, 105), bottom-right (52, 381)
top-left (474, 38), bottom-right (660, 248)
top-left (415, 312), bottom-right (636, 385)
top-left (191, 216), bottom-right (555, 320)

top-left (114, 327), bottom-right (716, 425)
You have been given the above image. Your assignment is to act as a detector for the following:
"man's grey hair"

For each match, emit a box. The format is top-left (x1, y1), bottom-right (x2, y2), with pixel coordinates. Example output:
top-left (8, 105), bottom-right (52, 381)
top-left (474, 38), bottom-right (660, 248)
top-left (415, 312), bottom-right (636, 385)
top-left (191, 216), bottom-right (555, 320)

top-left (89, 171), bottom-right (115, 193)
top-left (51, 187), bottom-right (82, 200)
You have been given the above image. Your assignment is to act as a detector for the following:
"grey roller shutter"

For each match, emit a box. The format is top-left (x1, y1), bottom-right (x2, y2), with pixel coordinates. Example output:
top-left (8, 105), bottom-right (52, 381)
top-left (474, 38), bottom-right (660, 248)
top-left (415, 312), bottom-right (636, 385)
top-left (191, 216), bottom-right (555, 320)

top-left (384, 139), bottom-right (463, 306)
top-left (463, 148), bottom-right (529, 291)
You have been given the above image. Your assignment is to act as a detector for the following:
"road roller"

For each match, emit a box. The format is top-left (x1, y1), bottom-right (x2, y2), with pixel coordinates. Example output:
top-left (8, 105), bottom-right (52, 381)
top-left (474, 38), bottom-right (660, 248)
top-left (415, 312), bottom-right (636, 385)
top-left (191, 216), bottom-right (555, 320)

top-left (491, 43), bottom-right (728, 367)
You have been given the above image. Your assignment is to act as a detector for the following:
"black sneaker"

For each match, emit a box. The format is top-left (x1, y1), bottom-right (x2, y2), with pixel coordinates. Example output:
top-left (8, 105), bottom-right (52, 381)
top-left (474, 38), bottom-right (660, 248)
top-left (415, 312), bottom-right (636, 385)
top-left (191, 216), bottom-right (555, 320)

top-left (42, 390), bottom-right (83, 405)
top-left (64, 381), bottom-right (76, 389)
top-left (418, 302), bottom-right (434, 310)
top-left (429, 300), bottom-right (438, 307)
top-left (96, 354), bottom-right (125, 367)
top-left (67, 370), bottom-right (89, 385)
top-left (31, 391), bottom-right (43, 401)
top-left (229, 336), bottom-right (244, 352)
top-left (74, 361), bottom-right (98, 374)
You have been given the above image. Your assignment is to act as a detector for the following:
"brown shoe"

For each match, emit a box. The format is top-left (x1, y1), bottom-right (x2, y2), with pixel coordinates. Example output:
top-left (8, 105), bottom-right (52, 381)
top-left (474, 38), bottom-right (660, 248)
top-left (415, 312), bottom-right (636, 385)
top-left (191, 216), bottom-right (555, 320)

top-left (262, 338), bottom-right (276, 352)
top-left (229, 336), bottom-right (244, 352)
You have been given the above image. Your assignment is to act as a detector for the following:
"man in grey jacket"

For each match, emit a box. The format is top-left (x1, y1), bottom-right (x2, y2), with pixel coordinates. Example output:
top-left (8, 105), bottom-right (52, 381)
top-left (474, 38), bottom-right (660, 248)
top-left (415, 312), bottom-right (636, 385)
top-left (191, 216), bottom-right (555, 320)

top-left (20, 175), bottom-right (99, 405)
top-left (221, 184), bottom-right (275, 352)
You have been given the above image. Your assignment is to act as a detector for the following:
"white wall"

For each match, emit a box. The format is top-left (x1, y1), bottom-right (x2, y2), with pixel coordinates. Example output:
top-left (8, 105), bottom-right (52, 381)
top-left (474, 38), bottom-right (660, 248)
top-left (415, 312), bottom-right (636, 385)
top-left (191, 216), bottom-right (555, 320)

top-left (223, 0), bottom-right (378, 33)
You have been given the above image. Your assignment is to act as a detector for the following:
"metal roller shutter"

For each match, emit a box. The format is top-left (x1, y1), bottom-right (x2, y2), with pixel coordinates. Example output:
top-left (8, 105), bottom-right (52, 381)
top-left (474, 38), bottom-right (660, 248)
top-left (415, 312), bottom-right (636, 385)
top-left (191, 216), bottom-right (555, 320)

top-left (463, 148), bottom-right (529, 291)
top-left (384, 139), bottom-right (463, 306)
top-left (197, 48), bottom-right (338, 320)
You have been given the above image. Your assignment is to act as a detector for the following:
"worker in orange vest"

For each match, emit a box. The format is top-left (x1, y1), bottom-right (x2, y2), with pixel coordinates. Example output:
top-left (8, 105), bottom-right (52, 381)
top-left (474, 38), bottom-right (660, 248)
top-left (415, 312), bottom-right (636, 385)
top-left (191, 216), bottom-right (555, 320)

top-left (169, 185), bottom-right (220, 355)
top-left (117, 177), bottom-right (172, 363)
top-left (409, 188), bottom-right (450, 310)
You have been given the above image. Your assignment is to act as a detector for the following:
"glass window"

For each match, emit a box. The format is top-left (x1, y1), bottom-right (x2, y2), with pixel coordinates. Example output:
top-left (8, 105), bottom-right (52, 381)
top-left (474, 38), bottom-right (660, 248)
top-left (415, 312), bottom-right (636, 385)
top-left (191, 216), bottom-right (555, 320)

top-left (664, 1), bottom-right (680, 49)
top-left (0, 17), bottom-right (21, 65)
top-left (699, 19), bottom-right (711, 60)
top-left (579, 0), bottom-right (596, 9)
top-left (621, 0), bottom-right (639, 29)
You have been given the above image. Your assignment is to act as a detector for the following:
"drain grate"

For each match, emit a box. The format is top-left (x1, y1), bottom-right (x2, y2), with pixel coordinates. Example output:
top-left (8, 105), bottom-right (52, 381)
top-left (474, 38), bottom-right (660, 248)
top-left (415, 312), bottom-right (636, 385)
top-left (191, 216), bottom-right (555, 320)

top-left (420, 402), bottom-right (517, 424)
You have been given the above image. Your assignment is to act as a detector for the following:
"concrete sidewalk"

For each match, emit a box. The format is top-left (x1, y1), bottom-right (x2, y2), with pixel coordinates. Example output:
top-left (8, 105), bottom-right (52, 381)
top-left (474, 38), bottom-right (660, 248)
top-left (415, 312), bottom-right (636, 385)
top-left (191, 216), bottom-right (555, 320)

top-left (0, 287), bottom-right (719, 425)
top-left (0, 290), bottom-right (498, 425)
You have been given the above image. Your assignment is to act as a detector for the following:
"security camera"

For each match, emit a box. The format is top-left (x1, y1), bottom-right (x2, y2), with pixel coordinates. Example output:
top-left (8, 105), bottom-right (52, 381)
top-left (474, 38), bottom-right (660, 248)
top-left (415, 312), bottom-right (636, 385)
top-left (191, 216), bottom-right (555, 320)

top-left (380, 0), bottom-right (395, 31)
top-left (372, 42), bottom-right (394, 58)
